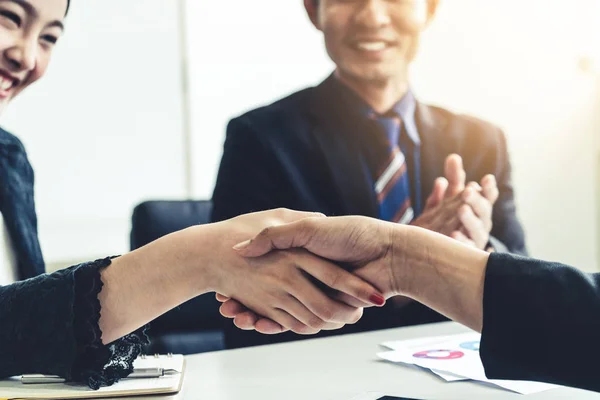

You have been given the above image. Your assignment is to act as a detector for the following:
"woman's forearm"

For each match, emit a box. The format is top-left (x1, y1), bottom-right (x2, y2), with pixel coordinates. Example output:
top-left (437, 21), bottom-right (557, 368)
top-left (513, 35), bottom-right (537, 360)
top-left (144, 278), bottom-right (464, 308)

top-left (392, 226), bottom-right (490, 332)
top-left (98, 226), bottom-right (216, 344)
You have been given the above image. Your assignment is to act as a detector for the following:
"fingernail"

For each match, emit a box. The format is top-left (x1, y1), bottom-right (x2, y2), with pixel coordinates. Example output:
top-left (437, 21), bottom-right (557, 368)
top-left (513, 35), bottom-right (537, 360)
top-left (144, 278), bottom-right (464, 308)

top-left (233, 240), bottom-right (251, 251)
top-left (369, 293), bottom-right (386, 306)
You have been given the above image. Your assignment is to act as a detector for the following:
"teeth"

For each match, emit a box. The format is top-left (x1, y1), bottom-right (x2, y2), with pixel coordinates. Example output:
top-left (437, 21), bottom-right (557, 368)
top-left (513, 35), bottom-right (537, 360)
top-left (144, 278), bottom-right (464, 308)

top-left (356, 41), bottom-right (387, 51)
top-left (0, 77), bottom-right (13, 91)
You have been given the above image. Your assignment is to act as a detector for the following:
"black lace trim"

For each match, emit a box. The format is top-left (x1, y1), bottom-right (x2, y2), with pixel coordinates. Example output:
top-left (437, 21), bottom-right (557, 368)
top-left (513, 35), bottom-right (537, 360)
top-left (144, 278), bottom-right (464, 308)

top-left (70, 257), bottom-right (150, 390)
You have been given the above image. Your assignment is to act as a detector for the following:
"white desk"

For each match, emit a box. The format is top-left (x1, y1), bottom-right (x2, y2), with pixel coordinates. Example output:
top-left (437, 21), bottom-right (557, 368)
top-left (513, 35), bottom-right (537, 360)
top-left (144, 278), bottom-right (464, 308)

top-left (149, 322), bottom-right (600, 400)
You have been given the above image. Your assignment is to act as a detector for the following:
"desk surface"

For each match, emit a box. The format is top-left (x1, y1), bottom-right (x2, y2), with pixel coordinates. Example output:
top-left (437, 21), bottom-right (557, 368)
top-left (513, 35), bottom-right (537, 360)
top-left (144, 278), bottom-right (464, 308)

top-left (151, 322), bottom-right (600, 400)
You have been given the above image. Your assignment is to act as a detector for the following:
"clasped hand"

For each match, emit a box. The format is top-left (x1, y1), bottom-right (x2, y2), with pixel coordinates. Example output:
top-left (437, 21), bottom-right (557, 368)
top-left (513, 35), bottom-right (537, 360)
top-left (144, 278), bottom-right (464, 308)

top-left (207, 209), bottom-right (387, 336)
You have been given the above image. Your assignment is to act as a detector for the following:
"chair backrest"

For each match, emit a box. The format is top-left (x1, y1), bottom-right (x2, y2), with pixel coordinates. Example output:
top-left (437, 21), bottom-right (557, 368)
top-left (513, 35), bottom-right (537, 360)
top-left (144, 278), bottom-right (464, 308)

top-left (129, 200), bottom-right (223, 335)
top-left (130, 200), bottom-right (213, 251)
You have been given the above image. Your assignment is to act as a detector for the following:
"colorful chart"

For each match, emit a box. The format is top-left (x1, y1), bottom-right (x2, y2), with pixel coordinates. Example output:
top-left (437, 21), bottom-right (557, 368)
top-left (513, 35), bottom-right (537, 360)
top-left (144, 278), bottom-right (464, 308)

top-left (413, 349), bottom-right (464, 360)
top-left (459, 341), bottom-right (480, 351)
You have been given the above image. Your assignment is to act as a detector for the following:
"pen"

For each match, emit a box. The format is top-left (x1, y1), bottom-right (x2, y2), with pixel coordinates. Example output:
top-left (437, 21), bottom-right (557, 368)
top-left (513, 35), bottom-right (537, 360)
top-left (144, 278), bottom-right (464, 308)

top-left (21, 368), bottom-right (177, 384)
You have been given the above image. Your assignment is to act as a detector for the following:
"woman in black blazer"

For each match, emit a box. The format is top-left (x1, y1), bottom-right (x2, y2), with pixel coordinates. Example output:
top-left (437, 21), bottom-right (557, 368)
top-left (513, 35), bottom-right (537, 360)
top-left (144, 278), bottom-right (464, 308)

top-left (0, 0), bottom-right (385, 389)
top-left (225, 216), bottom-right (600, 393)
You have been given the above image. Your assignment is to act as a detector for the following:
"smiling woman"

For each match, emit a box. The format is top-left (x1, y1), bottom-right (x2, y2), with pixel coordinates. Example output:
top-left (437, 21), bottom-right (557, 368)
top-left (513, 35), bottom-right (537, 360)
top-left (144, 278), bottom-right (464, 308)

top-left (0, 0), bottom-right (66, 115)
top-left (0, 0), bottom-right (68, 280)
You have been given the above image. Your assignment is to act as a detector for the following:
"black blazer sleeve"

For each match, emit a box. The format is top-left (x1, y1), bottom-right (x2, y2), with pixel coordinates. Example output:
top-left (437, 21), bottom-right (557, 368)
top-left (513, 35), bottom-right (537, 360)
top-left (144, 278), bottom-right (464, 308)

top-left (0, 258), bottom-right (148, 389)
top-left (211, 117), bottom-right (294, 222)
top-left (487, 129), bottom-right (527, 255)
top-left (0, 268), bottom-right (79, 379)
top-left (480, 252), bottom-right (600, 392)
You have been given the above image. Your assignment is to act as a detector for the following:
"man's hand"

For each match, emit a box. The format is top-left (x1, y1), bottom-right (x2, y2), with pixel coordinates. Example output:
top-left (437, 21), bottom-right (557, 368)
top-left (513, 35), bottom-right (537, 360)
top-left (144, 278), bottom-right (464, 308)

top-left (416, 154), bottom-right (499, 250)
top-left (412, 154), bottom-right (467, 236)
top-left (451, 175), bottom-right (499, 249)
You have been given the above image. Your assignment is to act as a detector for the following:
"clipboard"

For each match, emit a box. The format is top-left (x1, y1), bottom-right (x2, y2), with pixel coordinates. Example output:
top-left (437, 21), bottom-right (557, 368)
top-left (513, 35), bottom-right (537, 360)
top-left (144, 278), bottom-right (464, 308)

top-left (0, 354), bottom-right (185, 399)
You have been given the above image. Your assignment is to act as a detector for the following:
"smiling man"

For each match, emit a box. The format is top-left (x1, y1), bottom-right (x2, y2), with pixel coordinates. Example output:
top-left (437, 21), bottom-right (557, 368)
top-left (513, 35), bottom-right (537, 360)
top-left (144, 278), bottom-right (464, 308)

top-left (211, 0), bottom-right (527, 348)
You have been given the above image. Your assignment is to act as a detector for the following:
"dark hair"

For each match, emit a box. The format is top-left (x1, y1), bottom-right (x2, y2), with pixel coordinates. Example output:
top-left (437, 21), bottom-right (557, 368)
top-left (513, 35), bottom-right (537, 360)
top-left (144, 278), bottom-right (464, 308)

top-left (66, 0), bottom-right (70, 15)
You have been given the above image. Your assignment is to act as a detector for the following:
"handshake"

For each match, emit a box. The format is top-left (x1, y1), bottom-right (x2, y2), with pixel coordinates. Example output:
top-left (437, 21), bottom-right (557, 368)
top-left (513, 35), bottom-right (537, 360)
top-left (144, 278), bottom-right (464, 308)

top-left (209, 155), bottom-right (494, 336)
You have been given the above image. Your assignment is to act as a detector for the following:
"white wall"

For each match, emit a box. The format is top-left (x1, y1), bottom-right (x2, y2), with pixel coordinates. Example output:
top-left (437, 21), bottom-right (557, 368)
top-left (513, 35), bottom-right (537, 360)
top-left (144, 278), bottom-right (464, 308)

top-left (2, 0), bottom-right (187, 265)
top-left (410, 0), bottom-right (600, 271)
top-left (186, 0), bottom-right (600, 271)
top-left (185, 0), bottom-right (333, 199)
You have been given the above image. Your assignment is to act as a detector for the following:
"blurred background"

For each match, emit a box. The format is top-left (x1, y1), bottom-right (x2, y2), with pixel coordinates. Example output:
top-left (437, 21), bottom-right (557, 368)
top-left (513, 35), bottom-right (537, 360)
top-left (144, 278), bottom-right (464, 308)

top-left (3, 0), bottom-right (599, 272)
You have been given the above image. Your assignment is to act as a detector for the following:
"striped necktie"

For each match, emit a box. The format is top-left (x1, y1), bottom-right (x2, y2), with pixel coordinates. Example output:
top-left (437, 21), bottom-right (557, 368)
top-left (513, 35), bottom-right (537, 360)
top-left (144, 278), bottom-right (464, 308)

top-left (372, 114), bottom-right (414, 225)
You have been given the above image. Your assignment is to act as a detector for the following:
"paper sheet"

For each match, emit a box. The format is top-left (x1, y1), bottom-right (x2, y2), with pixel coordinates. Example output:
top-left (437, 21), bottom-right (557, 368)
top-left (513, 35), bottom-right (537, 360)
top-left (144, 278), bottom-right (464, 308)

top-left (378, 332), bottom-right (557, 395)
top-left (381, 335), bottom-right (467, 382)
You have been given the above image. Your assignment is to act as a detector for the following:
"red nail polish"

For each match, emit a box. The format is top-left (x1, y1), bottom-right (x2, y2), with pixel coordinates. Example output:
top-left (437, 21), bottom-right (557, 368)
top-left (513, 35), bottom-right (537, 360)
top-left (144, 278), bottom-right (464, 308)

top-left (369, 293), bottom-right (386, 306)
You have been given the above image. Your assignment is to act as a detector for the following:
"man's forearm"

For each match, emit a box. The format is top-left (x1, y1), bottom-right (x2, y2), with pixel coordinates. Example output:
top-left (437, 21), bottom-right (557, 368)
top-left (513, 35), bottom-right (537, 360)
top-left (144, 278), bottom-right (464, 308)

top-left (392, 226), bottom-right (490, 331)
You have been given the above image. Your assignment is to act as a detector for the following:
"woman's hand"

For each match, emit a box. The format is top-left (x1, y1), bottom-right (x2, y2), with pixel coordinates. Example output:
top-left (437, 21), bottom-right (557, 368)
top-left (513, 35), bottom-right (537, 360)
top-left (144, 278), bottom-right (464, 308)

top-left (203, 210), bottom-right (386, 335)
top-left (216, 216), bottom-right (400, 333)
top-left (218, 214), bottom-right (489, 334)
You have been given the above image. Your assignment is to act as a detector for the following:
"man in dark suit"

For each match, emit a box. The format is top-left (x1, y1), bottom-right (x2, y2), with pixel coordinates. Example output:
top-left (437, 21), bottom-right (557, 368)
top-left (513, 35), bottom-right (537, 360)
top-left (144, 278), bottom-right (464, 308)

top-left (211, 0), bottom-right (527, 347)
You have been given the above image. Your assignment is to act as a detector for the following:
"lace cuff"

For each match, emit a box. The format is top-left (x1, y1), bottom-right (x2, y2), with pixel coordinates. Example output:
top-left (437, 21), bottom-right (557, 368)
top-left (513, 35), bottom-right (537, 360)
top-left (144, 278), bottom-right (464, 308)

top-left (70, 257), bottom-right (149, 390)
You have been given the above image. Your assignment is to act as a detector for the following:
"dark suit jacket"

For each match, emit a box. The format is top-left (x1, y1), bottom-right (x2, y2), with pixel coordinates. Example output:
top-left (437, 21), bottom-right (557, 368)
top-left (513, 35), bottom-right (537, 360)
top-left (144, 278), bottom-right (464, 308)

top-left (482, 253), bottom-right (600, 393)
top-left (211, 75), bottom-right (527, 348)
top-left (0, 128), bottom-right (45, 279)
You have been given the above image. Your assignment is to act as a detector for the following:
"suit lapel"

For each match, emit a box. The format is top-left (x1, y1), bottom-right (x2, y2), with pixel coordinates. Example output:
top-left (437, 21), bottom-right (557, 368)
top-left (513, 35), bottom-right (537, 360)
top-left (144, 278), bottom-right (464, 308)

top-left (416, 103), bottom-right (453, 201)
top-left (308, 76), bottom-right (378, 217)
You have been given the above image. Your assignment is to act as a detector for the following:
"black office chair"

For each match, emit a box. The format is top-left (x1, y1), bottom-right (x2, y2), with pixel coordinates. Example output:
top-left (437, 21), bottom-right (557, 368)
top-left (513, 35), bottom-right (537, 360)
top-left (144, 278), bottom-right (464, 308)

top-left (130, 200), bottom-right (225, 355)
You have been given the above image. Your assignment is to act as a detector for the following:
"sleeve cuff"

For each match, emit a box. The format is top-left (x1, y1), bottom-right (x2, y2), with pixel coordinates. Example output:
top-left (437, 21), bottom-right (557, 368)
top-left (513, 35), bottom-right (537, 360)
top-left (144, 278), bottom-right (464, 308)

top-left (70, 257), bottom-right (150, 390)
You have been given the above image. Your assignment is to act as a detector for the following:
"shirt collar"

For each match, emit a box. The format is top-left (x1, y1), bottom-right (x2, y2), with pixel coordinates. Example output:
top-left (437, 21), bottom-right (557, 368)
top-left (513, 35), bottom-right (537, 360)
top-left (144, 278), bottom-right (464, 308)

top-left (332, 76), bottom-right (421, 146)
top-left (394, 89), bottom-right (420, 145)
